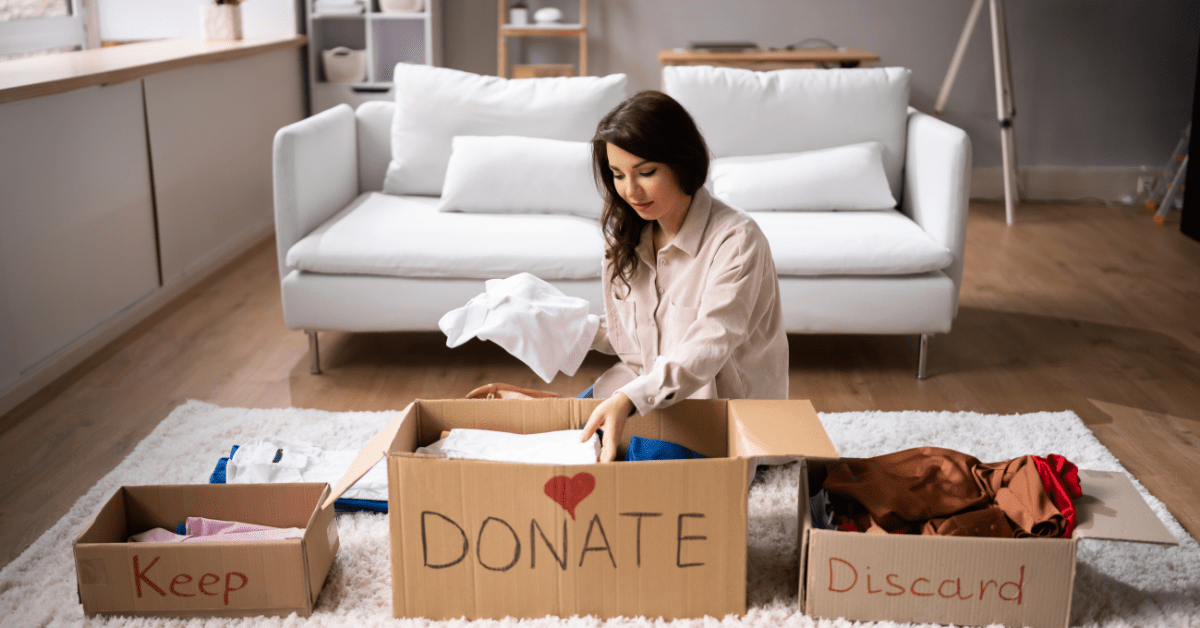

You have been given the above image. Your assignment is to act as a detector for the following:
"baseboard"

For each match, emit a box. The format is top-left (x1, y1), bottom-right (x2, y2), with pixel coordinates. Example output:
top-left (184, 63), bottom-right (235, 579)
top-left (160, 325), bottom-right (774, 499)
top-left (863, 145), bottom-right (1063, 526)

top-left (0, 222), bottom-right (275, 419)
top-left (970, 166), bottom-right (1158, 203)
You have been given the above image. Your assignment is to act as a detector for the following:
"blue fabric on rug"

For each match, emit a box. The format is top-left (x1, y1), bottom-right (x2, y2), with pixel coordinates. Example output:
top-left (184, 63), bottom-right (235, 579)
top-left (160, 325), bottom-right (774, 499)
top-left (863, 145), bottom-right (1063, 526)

top-left (624, 436), bottom-right (708, 461)
top-left (208, 445), bottom-right (387, 514)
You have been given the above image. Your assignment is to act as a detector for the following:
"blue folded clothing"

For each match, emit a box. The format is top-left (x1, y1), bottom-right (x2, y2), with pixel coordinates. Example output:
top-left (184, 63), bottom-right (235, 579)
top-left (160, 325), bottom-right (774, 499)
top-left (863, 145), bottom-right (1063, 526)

top-left (209, 445), bottom-right (387, 514)
top-left (624, 436), bottom-right (708, 461)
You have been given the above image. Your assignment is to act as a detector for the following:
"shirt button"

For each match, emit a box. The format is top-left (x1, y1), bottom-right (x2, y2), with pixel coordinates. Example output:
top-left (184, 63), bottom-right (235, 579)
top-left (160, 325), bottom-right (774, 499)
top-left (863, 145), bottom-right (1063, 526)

top-left (658, 288), bottom-right (664, 295)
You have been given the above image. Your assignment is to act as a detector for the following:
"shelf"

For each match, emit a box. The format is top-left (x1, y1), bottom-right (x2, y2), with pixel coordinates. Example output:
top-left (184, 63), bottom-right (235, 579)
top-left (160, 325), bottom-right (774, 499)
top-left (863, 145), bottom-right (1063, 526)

top-left (372, 12), bottom-right (431, 19)
top-left (311, 13), bottom-right (366, 19)
top-left (497, 0), bottom-right (587, 77)
top-left (501, 24), bottom-right (585, 37)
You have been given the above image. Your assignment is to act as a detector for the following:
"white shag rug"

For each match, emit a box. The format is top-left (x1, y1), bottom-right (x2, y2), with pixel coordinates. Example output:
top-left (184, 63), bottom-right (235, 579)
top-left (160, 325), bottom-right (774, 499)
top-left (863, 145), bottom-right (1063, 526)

top-left (2, 401), bottom-right (1198, 628)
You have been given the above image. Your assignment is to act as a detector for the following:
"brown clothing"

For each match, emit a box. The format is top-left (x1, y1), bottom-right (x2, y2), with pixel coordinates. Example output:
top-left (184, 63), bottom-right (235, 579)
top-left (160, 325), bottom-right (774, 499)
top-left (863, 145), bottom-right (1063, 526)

top-left (823, 446), bottom-right (1070, 538)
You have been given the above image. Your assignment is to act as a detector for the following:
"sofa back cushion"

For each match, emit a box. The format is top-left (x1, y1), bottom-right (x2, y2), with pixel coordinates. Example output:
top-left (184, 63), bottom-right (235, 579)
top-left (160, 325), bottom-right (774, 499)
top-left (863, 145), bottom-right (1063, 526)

top-left (662, 66), bottom-right (910, 199)
top-left (382, 64), bottom-right (628, 197)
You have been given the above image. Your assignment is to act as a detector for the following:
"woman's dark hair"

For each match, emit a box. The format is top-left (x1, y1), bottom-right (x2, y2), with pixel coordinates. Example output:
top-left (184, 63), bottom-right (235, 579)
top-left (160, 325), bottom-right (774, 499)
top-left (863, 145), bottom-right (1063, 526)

top-left (592, 90), bottom-right (710, 295)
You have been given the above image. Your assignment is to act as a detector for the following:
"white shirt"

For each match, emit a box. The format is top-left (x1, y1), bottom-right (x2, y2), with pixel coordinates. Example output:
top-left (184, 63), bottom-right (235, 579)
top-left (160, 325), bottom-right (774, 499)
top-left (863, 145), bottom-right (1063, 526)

top-left (440, 272), bottom-right (600, 383)
top-left (591, 187), bottom-right (789, 413)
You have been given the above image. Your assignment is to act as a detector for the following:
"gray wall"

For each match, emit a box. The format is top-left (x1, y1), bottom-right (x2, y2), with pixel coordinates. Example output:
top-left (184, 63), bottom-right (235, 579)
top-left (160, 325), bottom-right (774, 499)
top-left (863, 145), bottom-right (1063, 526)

top-left (443, 0), bottom-right (1199, 169)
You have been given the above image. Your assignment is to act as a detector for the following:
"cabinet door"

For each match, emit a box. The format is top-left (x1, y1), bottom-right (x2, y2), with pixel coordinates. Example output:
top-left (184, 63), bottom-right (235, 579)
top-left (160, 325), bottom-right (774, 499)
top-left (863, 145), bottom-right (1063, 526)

top-left (143, 48), bottom-right (304, 286)
top-left (0, 81), bottom-right (159, 382)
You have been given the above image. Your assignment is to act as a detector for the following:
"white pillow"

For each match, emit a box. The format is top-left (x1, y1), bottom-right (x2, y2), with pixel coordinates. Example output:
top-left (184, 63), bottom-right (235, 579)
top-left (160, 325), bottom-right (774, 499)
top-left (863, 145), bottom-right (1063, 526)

top-left (663, 66), bottom-right (910, 199)
top-left (437, 136), bottom-right (604, 218)
top-left (710, 142), bottom-right (897, 211)
top-left (383, 64), bottom-right (628, 196)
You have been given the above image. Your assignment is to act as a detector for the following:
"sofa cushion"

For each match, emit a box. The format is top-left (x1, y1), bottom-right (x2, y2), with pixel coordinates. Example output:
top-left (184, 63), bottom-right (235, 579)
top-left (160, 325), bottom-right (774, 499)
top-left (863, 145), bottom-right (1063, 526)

top-left (663, 65), bottom-right (910, 199)
top-left (437, 135), bottom-right (604, 218)
top-left (287, 193), bottom-right (604, 280)
top-left (750, 211), bottom-right (953, 276)
top-left (383, 64), bottom-right (628, 197)
top-left (710, 142), bottom-right (896, 211)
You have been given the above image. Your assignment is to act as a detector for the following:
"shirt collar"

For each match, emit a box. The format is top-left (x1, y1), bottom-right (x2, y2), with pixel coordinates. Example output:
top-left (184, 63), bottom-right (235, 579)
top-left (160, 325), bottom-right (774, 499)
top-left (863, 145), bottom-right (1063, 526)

top-left (670, 186), bottom-right (713, 258)
top-left (635, 186), bottom-right (714, 262)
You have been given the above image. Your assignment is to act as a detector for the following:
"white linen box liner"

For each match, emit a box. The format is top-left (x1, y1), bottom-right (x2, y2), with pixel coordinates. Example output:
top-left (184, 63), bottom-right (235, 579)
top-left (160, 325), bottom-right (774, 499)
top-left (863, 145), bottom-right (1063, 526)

top-left (749, 210), bottom-right (953, 276)
top-left (286, 192), bottom-right (605, 280)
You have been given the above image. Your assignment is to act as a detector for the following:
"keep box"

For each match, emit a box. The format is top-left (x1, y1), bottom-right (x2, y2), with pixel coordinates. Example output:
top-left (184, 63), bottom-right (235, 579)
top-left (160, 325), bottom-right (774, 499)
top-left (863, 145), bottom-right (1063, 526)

top-left (73, 483), bottom-right (339, 618)
top-left (324, 397), bottom-right (838, 620)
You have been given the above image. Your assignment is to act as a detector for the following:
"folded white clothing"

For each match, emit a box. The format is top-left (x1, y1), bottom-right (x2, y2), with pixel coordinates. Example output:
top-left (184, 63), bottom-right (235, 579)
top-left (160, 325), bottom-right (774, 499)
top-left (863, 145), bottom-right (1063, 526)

top-left (416, 428), bottom-right (600, 465)
top-left (439, 272), bottom-right (599, 383)
top-left (314, 0), bottom-right (363, 14)
top-left (225, 436), bottom-right (388, 502)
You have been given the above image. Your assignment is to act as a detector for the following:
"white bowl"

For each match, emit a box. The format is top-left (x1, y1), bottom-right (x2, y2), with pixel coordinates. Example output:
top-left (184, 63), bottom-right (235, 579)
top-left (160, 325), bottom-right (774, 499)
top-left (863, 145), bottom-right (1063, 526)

top-left (533, 7), bottom-right (562, 23)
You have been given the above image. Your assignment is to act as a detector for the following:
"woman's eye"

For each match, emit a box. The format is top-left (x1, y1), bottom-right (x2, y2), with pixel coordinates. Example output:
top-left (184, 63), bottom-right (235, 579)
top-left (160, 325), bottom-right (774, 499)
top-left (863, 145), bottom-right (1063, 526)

top-left (612, 174), bottom-right (625, 180)
top-left (639, 169), bottom-right (657, 177)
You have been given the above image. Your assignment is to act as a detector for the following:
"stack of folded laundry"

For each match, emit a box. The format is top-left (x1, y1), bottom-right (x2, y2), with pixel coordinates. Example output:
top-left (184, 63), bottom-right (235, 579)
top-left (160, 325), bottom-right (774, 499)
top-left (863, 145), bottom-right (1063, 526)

top-left (313, 0), bottom-right (364, 15)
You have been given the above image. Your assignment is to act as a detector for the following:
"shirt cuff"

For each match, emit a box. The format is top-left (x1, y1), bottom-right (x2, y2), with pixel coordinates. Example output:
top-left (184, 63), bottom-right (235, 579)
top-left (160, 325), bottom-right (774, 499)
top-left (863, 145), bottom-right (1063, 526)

top-left (616, 376), bottom-right (659, 416)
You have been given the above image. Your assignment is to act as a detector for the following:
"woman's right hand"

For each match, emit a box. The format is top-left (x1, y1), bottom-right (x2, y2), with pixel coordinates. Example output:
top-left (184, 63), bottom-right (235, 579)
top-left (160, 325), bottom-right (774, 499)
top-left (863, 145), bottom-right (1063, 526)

top-left (580, 392), bottom-right (635, 463)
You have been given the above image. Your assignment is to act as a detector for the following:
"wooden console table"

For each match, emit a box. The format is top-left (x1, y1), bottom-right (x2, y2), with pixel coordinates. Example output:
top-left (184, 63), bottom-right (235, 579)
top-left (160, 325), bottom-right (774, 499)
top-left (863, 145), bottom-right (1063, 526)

top-left (658, 48), bottom-right (879, 71)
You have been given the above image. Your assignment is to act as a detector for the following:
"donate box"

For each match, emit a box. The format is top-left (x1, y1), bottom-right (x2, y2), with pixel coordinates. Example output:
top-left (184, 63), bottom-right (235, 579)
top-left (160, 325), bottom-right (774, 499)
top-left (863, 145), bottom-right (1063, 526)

top-left (325, 398), bottom-right (838, 620)
top-left (797, 457), bottom-right (1178, 628)
top-left (73, 483), bottom-right (338, 618)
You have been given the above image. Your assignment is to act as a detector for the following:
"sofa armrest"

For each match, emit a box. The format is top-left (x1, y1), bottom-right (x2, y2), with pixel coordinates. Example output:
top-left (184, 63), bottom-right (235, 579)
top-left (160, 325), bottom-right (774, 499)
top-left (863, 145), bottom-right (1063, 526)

top-left (272, 104), bottom-right (359, 282)
top-left (902, 107), bottom-right (972, 313)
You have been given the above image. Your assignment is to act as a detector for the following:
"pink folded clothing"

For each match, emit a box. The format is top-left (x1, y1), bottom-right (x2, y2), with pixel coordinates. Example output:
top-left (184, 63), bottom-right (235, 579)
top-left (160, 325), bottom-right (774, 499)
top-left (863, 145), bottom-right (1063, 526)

top-left (128, 517), bottom-right (305, 543)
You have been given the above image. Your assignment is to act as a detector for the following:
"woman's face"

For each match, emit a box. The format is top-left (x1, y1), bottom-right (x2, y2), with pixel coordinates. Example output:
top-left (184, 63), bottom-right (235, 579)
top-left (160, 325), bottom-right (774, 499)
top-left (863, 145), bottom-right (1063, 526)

top-left (605, 142), bottom-right (691, 226)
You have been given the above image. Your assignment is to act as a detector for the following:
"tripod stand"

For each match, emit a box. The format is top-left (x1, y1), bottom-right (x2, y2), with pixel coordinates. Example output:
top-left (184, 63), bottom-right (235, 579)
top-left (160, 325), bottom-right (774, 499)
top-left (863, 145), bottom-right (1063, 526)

top-left (935, 0), bottom-right (1022, 225)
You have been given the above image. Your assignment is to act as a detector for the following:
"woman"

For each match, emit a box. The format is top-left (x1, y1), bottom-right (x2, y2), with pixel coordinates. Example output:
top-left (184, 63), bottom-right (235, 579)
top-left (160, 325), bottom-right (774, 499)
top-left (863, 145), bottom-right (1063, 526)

top-left (580, 91), bottom-right (789, 462)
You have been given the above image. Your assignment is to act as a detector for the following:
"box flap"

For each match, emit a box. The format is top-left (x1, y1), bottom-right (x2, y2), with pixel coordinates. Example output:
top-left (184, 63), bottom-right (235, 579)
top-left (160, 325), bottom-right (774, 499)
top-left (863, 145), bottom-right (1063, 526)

top-left (323, 402), bottom-right (415, 509)
top-left (1072, 469), bottom-right (1177, 545)
top-left (727, 400), bottom-right (838, 463)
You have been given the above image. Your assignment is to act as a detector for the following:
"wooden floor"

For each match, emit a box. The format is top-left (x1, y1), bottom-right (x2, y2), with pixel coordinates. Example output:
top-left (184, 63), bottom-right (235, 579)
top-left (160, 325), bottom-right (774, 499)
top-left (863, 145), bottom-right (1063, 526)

top-left (1, 200), bottom-right (1198, 570)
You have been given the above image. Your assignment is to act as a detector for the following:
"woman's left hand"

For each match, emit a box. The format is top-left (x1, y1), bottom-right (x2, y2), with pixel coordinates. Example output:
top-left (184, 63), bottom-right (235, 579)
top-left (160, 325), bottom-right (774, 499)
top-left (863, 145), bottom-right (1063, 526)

top-left (580, 392), bottom-right (635, 463)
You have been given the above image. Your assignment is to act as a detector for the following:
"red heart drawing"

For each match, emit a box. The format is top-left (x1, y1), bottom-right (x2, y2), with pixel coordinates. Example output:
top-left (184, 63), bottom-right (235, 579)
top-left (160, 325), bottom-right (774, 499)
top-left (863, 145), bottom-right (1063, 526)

top-left (543, 473), bottom-right (595, 520)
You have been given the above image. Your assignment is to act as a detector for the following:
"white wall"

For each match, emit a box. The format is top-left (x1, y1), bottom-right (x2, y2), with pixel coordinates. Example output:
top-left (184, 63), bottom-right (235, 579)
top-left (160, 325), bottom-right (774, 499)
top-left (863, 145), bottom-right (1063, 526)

top-left (447, 0), bottom-right (1200, 171)
top-left (96, 0), bottom-right (1200, 171)
top-left (98, 0), bottom-right (300, 40)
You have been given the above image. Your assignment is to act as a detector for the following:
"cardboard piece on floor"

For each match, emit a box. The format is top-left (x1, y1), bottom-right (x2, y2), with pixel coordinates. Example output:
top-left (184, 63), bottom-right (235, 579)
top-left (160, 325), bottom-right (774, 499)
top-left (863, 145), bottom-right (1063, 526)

top-left (799, 457), bottom-right (1178, 628)
top-left (325, 397), bottom-right (837, 620)
top-left (73, 483), bottom-right (338, 618)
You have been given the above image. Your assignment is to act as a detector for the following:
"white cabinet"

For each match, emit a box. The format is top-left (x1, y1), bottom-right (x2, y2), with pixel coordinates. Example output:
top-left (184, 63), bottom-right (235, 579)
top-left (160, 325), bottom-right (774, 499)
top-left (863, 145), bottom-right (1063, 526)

top-left (144, 48), bottom-right (304, 286)
top-left (308, 0), bottom-right (441, 114)
top-left (0, 39), bottom-right (306, 414)
top-left (0, 81), bottom-right (160, 386)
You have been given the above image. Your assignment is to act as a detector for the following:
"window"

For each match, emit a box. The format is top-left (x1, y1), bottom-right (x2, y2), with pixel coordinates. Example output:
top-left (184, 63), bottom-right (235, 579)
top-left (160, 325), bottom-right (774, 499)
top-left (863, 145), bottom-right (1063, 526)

top-left (0, 0), bottom-right (89, 60)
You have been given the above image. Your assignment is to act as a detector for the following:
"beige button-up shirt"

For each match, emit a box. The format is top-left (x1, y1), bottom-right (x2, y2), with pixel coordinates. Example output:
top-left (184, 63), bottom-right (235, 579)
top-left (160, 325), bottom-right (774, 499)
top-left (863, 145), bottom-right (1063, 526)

top-left (591, 187), bottom-right (788, 414)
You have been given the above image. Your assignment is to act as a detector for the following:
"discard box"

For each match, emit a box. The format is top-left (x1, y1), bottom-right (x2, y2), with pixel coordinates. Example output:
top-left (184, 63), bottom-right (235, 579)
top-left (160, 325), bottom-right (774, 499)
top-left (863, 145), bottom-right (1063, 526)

top-left (325, 398), bottom-right (838, 620)
top-left (73, 483), bottom-right (339, 618)
top-left (797, 457), bottom-right (1178, 628)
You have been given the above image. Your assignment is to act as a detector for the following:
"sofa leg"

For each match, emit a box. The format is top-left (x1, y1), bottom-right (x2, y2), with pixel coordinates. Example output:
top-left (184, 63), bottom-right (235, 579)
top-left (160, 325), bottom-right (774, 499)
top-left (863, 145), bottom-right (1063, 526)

top-left (917, 334), bottom-right (930, 379)
top-left (308, 331), bottom-right (322, 375)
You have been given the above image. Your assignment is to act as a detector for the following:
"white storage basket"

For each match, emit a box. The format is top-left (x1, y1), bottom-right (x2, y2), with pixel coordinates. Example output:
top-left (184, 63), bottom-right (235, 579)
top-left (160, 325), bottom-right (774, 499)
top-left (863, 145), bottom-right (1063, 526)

top-left (322, 47), bottom-right (368, 83)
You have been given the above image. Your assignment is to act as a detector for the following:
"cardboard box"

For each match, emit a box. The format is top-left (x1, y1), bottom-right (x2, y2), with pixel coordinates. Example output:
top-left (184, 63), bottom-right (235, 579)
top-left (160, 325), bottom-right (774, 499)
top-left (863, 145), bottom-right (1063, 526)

top-left (73, 483), bottom-right (339, 618)
top-left (325, 398), bottom-right (838, 620)
top-left (798, 457), bottom-right (1178, 628)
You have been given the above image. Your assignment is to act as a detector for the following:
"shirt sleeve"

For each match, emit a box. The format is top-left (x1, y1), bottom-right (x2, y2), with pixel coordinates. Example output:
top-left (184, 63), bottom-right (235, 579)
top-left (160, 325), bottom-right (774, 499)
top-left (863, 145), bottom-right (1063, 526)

top-left (616, 229), bottom-right (771, 414)
top-left (590, 314), bottom-right (616, 354)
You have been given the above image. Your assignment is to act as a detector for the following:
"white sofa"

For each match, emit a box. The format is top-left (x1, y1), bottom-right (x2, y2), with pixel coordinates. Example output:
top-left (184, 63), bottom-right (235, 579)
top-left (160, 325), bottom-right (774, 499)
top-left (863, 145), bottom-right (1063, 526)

top-left (273, 64), bottom-right (970, 379)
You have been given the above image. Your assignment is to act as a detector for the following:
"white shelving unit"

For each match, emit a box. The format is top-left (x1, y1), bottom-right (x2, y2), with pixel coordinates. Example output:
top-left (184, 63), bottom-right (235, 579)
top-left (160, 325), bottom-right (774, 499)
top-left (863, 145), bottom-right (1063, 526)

top-left (307, 0), bottom-right (441, 114)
